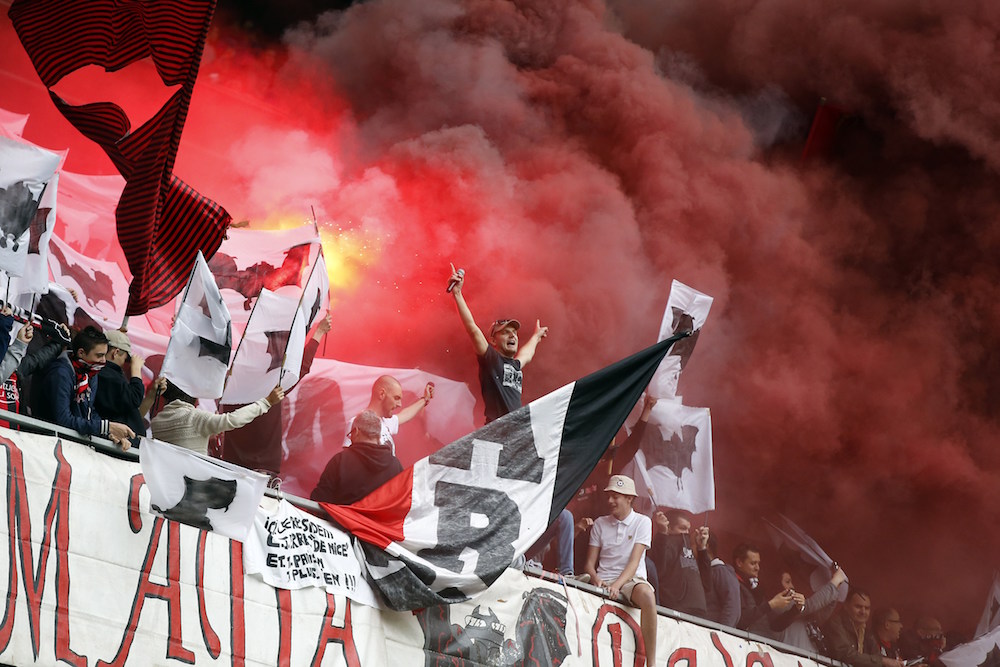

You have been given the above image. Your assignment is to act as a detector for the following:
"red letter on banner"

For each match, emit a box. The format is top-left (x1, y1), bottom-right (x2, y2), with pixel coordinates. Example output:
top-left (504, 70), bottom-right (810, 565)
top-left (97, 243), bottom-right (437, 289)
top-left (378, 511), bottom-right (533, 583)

top-left (97, 518), bottom-right (195, 666)
top-left (592, 604), bottom-right (644, 667)
top-left (0, 437), bottom-right (84, 665)
top-left (310, 595), bottom-right (360, 667)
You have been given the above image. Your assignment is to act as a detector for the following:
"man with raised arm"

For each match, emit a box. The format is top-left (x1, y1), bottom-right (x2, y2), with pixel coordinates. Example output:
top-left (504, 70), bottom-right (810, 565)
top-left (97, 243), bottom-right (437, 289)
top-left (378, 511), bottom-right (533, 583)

top-left (448, 263), bottom-right (547, 423)
top-left (343, 375), bottom-right (434, 455)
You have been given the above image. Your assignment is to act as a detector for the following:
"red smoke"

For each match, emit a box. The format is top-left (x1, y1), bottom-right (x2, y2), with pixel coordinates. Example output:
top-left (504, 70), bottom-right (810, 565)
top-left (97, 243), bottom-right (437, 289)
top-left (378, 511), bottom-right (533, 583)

top-left (4, 0), bottom-right (998, 635)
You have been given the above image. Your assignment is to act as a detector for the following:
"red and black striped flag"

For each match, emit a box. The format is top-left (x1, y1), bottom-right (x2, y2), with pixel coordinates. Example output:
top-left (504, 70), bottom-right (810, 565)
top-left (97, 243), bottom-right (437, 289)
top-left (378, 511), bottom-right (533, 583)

top-left (9, 0), bottom-right (230, 315)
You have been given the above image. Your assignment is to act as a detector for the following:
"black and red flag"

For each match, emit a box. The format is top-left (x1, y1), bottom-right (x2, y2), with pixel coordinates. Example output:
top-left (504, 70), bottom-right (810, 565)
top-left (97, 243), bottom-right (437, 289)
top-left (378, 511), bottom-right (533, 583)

top-left (9, 0), bottom-right (231, 315)
top-left (322, 332), bottom-right (691, 611)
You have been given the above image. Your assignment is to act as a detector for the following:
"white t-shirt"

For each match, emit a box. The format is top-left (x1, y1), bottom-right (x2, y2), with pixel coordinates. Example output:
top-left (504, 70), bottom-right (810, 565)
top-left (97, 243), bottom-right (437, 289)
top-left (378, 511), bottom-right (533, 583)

top-left (589, 509), bottom-right (652, 582)
top-left (343, 414), bottom-right (399, 454)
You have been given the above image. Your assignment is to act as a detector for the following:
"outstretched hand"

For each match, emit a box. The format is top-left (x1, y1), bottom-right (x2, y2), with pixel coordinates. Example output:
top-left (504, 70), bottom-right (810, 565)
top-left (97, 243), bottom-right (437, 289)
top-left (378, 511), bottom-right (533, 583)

top-left (533, 319), bottom-right (548, 339)
top-left (448, 263), bottom-right (465, 295)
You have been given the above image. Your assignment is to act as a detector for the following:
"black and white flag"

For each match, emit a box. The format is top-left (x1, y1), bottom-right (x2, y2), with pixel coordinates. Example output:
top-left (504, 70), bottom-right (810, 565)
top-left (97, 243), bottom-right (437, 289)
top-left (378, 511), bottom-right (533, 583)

top-left (161, 250), bottom-right (232, 399)
top-left (321, 334), bottom-right (687, 611)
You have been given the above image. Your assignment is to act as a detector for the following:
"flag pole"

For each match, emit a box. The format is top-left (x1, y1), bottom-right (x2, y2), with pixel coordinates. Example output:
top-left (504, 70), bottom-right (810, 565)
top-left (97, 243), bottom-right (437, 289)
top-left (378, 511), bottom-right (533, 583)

top-left (221, 286), bottom-right (263, 399)
top-left (309, 205), bottom-right (331, 358)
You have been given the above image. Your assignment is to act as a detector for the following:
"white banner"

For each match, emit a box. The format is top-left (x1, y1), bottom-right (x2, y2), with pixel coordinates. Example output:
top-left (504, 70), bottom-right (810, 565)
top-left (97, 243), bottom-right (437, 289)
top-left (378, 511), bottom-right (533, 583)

top-left (244, 498), bottom-right (378, 607)
top-left (0, 427), bottom-right (830, 666)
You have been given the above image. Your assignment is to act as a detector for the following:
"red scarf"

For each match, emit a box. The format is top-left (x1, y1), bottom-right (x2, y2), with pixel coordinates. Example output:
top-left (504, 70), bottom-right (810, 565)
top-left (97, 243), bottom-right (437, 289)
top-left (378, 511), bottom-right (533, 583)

top-left (70, 357), bottom-right (102, 401)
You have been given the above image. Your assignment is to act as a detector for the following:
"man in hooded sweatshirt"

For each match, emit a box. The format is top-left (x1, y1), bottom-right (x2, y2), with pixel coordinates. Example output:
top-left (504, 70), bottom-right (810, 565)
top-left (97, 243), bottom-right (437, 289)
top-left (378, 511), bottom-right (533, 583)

top-left (312, 409), bottom-right (403, 505)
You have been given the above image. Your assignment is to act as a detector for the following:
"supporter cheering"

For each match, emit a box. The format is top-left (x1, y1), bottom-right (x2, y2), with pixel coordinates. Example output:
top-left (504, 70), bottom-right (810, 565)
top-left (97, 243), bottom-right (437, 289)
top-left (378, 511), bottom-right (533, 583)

top-left (581, 475), bottom-right (658, 667)
top-left (151, 379), bottom-right (283, 456)
top-left (343, 375), bottom-right (433, 455)
top-left (94, 329), bottom-right (165, 446)
top-left (448, 263), bottom-right (547, 424)
top-left (33, 326), bottom-right (135, 450)
top-left (0, 307), bottom-right (32, 385)
top-left (312, 409), bottom-right (403, 505)
top-left (650, 509), bottom-right (709, 618)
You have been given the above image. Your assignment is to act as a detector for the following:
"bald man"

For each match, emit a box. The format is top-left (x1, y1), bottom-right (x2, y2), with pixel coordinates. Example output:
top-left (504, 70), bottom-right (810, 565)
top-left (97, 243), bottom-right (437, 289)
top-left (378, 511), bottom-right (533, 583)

top-left (343, 375), bottom-right (433, 455)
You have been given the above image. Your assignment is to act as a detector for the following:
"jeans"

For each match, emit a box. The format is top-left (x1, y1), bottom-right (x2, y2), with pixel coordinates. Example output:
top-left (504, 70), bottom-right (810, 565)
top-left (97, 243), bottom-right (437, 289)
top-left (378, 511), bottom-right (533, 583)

top-left (527, 508), bottom-right (575, 575)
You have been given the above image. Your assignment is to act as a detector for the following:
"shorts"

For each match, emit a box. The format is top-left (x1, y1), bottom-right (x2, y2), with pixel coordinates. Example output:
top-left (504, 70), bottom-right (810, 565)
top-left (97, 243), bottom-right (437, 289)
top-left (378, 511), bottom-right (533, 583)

top-left (620, 576), bottom-right (654, 602)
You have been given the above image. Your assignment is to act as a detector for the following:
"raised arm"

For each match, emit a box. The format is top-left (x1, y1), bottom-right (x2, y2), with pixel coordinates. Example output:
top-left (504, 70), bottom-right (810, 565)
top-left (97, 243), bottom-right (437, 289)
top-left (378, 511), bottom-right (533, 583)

top-left (514, 319), bottom-right (548, 367)
top-left (396, 382), bottom-right (433, 425)
top-left (449, 264), bottom-right (489, 356)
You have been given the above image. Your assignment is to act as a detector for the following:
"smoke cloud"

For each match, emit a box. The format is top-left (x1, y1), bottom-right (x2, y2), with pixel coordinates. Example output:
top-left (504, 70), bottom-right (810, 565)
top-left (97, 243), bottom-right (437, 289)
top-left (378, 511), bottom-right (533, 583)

top-left (3, 0), bottom-right (997, 634)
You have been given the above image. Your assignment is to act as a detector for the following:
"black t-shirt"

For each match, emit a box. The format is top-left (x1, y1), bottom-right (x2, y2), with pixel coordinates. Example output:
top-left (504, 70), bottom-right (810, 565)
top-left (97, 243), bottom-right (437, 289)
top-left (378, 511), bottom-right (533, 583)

top-left (477, 346), bottom-right (522, 423)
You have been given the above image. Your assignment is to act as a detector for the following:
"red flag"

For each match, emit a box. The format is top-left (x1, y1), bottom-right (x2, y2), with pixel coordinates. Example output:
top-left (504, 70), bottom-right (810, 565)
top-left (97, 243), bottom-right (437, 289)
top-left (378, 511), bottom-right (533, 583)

top-left (9, 0), bottom-right (231, 315)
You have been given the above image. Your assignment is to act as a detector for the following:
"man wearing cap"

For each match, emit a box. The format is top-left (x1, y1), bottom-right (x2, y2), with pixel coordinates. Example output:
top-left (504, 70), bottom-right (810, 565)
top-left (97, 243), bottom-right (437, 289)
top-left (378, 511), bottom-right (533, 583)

top-left (448, 264), bottom-right (548, 424)
top-left (95, 329), bottom-right (165, 444)
top-left (582, 475), bottom-right (658, 667)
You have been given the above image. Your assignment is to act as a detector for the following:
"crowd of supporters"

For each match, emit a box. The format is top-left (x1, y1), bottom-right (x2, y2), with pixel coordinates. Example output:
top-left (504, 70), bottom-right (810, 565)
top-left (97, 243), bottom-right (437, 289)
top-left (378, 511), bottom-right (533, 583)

top-left (0, 274), bottom-right (966, 667)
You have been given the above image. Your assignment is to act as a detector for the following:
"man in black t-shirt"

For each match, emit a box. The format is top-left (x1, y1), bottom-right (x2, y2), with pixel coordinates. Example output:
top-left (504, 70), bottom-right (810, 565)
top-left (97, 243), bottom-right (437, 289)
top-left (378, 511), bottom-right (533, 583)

top-left (448, 263), bottom-right (548, 423)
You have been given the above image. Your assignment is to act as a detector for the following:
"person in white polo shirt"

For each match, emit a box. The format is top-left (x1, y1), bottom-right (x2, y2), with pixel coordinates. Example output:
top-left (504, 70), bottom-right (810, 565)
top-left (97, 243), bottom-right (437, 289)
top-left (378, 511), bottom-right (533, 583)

top-left (582, 474), bottom-right (658, 667)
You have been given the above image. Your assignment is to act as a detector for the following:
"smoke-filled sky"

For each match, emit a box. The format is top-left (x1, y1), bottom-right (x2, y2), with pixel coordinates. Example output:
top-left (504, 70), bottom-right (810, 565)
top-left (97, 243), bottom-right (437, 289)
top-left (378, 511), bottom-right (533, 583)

top-left (4, 0), bottom-right (999, 635)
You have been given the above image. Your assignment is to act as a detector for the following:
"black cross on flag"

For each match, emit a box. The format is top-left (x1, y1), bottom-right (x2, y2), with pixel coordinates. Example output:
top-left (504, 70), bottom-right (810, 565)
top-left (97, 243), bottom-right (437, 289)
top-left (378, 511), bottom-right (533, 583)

top-left (322, 332), bottom-right (691, 611)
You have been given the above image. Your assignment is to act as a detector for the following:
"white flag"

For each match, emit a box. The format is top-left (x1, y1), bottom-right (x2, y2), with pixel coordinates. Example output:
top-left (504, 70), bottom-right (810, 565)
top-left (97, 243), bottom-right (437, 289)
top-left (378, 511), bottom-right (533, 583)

top-left (940, 624), bottom-right (1000, 667)
top-left (207, 225), bottom-right (319, 337)
top-left (221, 288), bottom-right (305, 404)
top-left (161, 251), bottom-right (232, 399)
top-left (651, 280), bottom-right (714, 399)
top-left (139, 436), bottom-right (267, 542)
top-left (0, 135), bottom-right (62, 279)
top-left (48, 233), bottom-right (130, 324)
top-left (299, 250), bottom-right (329, 331)
top-left (977, 572), bottom-right (1000, 638)
top-left (623, 401), bottom-right (715, 513)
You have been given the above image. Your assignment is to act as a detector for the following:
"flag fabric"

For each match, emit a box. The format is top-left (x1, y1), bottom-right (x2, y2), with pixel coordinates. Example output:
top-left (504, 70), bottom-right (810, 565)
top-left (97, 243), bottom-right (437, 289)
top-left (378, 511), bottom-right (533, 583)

top-left (976, 572), bottom-right (1000, 638)
top-left (139, 436), bottom-right (267, 542)
top-left (243, 498), bottom-right (379, 607)
top-left (221, 288), bottom-right (305, 405)
top-left (650, 280), bottom-right (713, 400)
top-left (298, 249), bottom-right (330, 332)
top-left (161, 251), bottom-right (232, 399)
top-left (0, 134), bottom-right (61, 282)
top-left (208, 225), bottom-right (319, 336)
top-left (279, 359), bottom-right (478, 496)
top-left (321, 335), bottom-right (682, 611)
top-left (763, 514), bottom-right (847, 601)
top-left (54, 171), bottom-right (125, 260)
top-left (47, 233), bottom-right (131, 325)
top-left (9, 0), bottom-right (231, 316)
top-left (0, 108), bottom-right (28, 137)
top-left (623, 401), bottom-right (715, 513)
top-left (939, 625), bottom-right (1000, 667)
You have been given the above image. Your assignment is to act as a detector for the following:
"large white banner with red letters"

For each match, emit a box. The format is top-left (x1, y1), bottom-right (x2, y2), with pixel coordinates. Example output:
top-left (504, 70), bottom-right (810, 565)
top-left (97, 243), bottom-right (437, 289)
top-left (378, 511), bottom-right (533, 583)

top-left (0, 428), bottom-right (831, 666)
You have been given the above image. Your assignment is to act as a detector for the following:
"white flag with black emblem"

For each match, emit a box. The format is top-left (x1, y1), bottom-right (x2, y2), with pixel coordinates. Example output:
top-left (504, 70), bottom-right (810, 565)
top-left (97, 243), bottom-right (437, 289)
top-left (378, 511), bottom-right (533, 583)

top-left (0, 134), bottom-right (61, 282)
top-left (321, 334), bottom-right (688, 611)
top-left (161, 251), bottom-right (232, 399)
top-left (139, 436), bottom-right (267, 542)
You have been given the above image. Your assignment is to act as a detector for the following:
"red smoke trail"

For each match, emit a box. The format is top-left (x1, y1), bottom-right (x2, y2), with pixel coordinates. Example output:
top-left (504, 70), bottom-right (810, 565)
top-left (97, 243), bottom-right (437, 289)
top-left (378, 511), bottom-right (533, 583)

top-left (3, 0), bottom-right (998, 635)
